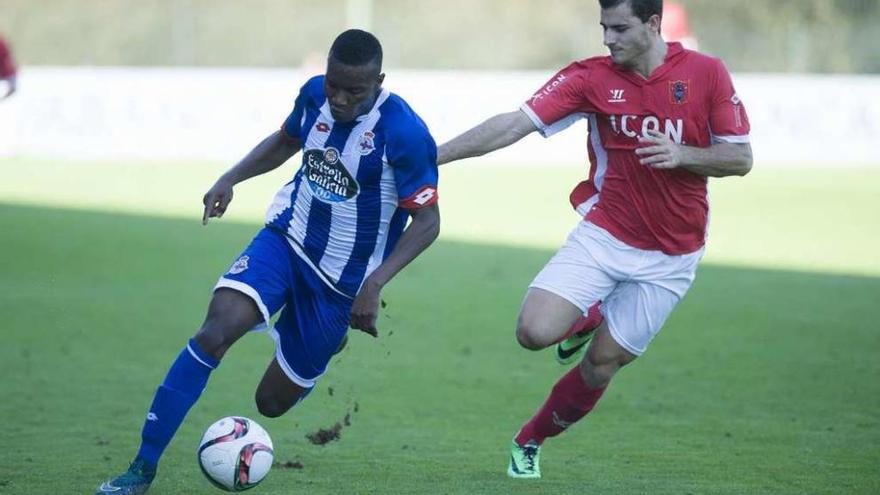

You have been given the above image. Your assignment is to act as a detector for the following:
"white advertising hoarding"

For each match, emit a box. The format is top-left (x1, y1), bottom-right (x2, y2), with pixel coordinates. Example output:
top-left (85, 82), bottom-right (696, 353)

top-left (1, 68), bottom-right (877, 166)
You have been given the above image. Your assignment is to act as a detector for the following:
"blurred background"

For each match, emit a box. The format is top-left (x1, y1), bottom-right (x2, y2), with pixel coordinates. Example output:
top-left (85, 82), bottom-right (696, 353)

top-left (2, 0), bottom-right (880, 72)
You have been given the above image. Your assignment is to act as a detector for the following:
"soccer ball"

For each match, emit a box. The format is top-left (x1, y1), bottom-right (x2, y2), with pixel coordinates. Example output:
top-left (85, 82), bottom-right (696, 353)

top-left (198, 416), bottom-right (274, 491)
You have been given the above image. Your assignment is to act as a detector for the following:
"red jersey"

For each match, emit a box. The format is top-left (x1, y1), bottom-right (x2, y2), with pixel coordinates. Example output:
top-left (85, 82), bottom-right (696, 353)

top-left (522, 42), bottom-right (750, 255)
top-left (0, 37), bottom-right (16, 78)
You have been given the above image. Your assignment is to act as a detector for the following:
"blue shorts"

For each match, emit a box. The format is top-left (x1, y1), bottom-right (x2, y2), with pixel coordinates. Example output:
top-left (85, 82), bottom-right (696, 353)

top-left (214, 228), bottom-right (352, 387)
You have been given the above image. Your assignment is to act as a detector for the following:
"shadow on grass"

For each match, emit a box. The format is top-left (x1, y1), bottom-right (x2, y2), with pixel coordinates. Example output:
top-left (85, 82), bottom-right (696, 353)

top-left (2, 203), bottom-right (879, 495)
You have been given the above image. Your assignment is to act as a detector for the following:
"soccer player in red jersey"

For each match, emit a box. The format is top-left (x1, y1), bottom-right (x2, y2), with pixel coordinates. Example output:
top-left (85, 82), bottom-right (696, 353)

top-left (437, 0), bottom-right (752, 479)
top-left (0, 35), bottom-right (17, 100)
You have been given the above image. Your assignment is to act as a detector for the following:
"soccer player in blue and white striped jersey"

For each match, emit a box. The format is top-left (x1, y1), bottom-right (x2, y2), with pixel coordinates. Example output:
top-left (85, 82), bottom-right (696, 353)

top-left (97, 30), bottom-right (440, 495)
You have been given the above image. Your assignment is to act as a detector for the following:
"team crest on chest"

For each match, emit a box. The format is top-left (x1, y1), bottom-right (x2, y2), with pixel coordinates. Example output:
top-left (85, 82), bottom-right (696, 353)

top-left (358, 130), bottom-right (375, 155)
top-left (669, 80), bottom-right (690, 105)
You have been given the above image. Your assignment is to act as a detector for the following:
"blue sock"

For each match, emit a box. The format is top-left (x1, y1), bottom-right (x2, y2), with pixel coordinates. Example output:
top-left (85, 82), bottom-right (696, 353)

top-left (136, 338), bottom-right (219, 465)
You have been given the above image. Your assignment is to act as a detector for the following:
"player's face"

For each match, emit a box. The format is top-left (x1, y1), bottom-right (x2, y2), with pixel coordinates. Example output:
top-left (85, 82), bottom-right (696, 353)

top-left (324, 59), bottom-right (384, 123)
top-left (600, 2), bottom-right (660, 68)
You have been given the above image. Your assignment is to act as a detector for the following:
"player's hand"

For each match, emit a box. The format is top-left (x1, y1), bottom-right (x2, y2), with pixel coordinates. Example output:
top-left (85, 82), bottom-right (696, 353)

top-left (635, 129), bottom-right (684, 169)
top-left (202, 179), bottom-right (234, 225)
top-left (350, 280), bottom-right (381, 338)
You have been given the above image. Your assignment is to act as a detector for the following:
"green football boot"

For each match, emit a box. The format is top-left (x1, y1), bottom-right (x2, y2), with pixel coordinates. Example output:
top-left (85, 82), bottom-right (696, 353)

top-left (555, 328), bottom-right (595, 365)
top-left (507, 440), bottom-right (541, 479)
top-left (96, 458), bottom-right (157, 495)
top-left (555, 303), bottom-right (603, 365)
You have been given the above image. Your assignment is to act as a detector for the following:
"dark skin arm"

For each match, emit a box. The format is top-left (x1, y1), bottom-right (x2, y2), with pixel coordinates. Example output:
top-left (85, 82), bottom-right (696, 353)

top-left (349, 203), bottom-right (441, 336)
top-left (202, 130), bottom-right (301, 224)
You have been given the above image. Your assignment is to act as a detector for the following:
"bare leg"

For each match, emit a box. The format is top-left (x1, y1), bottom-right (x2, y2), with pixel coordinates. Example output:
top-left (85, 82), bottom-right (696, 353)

top-left (578, 321), bottom-right (637, 388)
top-left (515, 321), bottom-right (636, 448)
top-left (193, 288), bottom-right (263, 360)
top-left (253, 358), bottom-right (308, 418)
top-left (516, 288), bottom-right (584, 350)
top-left (118, 288), bottom-right (265, 479)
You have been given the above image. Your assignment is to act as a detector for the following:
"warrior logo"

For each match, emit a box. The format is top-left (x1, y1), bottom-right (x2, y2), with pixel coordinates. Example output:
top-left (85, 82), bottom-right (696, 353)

top-left (669, 80), bottom-right (690, 105)
top-left (304, 148), bottom-right (360, 202)
top-left (608, 89), bottom-right (626, 103)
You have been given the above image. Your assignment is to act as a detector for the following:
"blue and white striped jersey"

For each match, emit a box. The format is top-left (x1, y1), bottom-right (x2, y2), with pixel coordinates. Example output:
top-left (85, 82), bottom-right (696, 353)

top-left (265, 76), bottom-right (438, 299)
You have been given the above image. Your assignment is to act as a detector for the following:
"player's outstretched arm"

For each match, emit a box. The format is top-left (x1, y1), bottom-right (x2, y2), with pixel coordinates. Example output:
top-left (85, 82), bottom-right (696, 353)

top-left (636, 130), bottom-right (753, 178)
top-left (202, 130), bottom-right (301, 224)
top-left (437, 110), bottom-right (538, 166)
top-left (349, 203), bottom-right (441, 336)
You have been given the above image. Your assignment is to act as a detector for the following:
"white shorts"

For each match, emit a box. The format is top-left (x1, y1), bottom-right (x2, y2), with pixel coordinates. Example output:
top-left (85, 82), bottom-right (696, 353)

top-left (530, 221), bottom-right (704, 356)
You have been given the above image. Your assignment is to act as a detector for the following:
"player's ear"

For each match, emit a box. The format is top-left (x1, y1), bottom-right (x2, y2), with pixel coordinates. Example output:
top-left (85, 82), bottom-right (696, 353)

top-left (377, 73), bottom-right (385, 87)
top-left (648, 14), bottom-right (661, 34)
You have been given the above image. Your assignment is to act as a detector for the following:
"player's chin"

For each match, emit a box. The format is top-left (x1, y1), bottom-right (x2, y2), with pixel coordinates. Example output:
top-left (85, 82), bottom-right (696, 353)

top-left (330, 108), bottom-right (354, 123)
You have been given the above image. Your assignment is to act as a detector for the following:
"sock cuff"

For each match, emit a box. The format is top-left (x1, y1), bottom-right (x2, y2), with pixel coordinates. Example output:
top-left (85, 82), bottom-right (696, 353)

top-left (187, 338), bottom-right (219, 369)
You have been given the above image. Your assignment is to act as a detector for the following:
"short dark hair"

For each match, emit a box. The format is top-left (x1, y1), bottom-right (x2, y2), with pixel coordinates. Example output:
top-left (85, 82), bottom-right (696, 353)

top-left (599, 0), bottom-right (663, 22)
top-left (329, 29), bottom-right (383, 70)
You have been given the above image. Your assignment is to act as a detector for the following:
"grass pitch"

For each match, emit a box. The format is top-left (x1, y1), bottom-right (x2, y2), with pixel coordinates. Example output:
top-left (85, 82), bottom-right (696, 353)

top-left (1, 159), bottom-right (878, 494)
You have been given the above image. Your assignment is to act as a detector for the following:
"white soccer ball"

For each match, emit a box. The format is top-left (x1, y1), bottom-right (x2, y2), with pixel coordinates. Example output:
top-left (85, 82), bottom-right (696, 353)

top-left (198, 416), bottom-right (274, 492)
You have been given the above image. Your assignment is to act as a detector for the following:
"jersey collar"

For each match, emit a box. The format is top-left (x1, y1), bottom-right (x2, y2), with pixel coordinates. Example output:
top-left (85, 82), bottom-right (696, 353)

top-left (613, 42), bottom-right (686, 86)
top-left (357, 87), bottom-right (390, 122)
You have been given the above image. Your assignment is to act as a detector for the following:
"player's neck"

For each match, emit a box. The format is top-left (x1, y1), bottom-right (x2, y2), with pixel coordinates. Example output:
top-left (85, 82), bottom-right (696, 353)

top-left (347, 88), bottom-right (383, 123)
top-left (628, 38), bottom-right (667, 79)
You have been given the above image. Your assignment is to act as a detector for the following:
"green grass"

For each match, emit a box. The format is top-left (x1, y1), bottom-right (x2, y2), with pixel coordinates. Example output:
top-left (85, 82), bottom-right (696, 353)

top-left (1, 158), bottom-right (879, 494)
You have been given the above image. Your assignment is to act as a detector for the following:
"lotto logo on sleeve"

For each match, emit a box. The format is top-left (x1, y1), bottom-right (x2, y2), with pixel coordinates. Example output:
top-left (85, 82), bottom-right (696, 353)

top-left (399, 186), bottom-right (438, 208)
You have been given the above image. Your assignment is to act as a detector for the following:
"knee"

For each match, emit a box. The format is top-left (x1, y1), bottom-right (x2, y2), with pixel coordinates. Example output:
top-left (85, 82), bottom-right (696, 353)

top-left (585, 343), bottom-right (610, 368)
top-left (195, 289), bottom-right (261, 360)
top-left (193, 323), bottom-right (236, 361)
top-left (580, 360), bottom-right (615, 389)
top-left (515, 321), bottom-right (550, 351)
top-left (255, 392), bottom-right (292, 419)
top-left (581, 344), bottom-right (631, 388)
